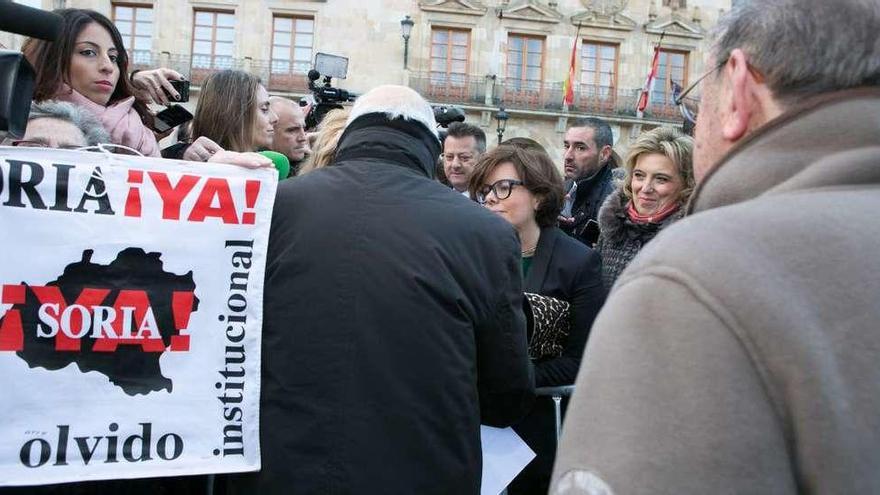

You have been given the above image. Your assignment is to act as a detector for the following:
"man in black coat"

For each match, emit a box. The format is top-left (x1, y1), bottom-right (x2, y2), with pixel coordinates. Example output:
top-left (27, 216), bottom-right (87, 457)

top-left (223, 85), bottom-right (534, 495)
top-left (559, 117), bottom-right (617, 247)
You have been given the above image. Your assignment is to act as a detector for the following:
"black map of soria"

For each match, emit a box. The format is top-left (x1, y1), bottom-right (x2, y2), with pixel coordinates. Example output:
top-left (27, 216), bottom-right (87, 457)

top-left (1, 248), bottom-right (199, 396)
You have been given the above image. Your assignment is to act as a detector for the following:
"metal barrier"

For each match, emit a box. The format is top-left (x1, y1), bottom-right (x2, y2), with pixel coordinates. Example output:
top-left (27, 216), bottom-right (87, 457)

top-left (535, 384), bottom-right (575, 442)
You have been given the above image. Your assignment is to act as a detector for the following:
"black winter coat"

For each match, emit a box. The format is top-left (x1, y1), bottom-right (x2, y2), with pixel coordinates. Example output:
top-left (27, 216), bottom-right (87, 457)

top-left (560, 163), bottom-right (617, 247)
top-left (524, 227), bottom-right (605, 387)
top-left (222, 114), bottom-right (535, 495)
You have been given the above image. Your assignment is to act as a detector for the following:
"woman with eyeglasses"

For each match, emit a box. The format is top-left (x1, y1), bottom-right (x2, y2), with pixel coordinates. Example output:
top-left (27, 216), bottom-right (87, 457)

top-left (596, 126), bottom-right (695, 290)
top-left (468, 145), bottom-right (605, 495)
top-left (22, 9), bottom-right (163, 156)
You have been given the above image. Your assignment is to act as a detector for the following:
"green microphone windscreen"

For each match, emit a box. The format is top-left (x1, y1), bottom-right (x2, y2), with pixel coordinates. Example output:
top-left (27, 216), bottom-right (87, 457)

top-left (258, 151), bottom-right (290, 180)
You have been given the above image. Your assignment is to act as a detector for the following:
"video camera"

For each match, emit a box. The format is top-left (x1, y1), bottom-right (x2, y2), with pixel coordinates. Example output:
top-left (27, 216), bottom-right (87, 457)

top-left (305, 53), bottom-right (358, 130)
top-left (431, 105), bottom-right (466, 144)
top-left (0, 4), bottom-right (63, 139)
top-left (432, 106), bottom-right (465, 128)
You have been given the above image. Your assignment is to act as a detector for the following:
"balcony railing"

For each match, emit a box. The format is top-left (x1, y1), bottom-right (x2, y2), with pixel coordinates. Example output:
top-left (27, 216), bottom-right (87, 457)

top-left (406, 73), bottom-right (679, 120)
top-left (134, 52), bottom-right (682, 121)
top-left (407, 72), bottom-right (487, 106)
top-left (493, 79), bottom-right (680, 120)
top-left (151, 53), bottom-right (309, 93)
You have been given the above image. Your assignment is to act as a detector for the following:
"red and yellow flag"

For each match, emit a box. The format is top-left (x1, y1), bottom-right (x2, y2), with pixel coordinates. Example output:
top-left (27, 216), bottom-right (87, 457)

top-left (637, 32), bottom-right (666, 118)
top-left (562, 24), bottom-right (582, 107)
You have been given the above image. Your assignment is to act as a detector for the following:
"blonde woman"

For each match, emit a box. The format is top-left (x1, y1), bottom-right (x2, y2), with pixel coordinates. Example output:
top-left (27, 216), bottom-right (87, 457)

top-left (596, 126), bottom-right (695, 290)
top-left (297, 108), bottom-right (349, 175)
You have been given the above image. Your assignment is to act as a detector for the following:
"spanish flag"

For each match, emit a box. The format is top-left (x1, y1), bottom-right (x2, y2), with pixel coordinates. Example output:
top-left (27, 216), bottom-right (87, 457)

top-left (637, 32), bottom-right (666, 118)
top-left (562, 24), bottom-right (581, 107)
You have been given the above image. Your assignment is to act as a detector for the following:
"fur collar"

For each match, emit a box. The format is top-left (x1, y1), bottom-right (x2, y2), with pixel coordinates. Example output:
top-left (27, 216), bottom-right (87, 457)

top-left (598, 187), bottom-right (684, 245)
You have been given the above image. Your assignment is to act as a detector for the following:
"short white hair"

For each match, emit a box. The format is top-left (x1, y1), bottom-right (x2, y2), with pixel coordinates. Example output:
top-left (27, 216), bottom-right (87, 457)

top-left (347, 85), bottom-right (438, 138)
top-left (29, 100), bottom-right (110, 146)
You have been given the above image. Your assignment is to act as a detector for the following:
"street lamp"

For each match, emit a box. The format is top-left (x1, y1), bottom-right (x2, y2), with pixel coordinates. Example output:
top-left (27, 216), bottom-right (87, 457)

top-left (400, 15), bottom-right (415, 69)
top-left (495, 106), bottom-right (509, 144)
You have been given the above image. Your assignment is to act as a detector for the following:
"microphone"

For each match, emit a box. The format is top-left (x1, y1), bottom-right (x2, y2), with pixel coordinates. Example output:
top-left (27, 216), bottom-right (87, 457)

top-left (258, 150), bottom-right (291, 180)
top-left (0, 3), bottom-right (63, 41)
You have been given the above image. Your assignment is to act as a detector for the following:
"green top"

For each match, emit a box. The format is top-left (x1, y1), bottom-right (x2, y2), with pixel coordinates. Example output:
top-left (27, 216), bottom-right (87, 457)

top-left (521, 256), bottom-right (533, 279)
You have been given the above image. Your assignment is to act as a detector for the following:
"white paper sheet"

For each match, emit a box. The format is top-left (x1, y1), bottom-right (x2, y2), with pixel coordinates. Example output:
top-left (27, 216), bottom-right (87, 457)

top-left (481, 426), bottom-right (536, 495)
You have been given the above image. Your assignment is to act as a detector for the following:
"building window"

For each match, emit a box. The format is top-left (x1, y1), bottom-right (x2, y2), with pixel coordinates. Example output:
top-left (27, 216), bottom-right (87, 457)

top-left (506, 34), bottom-right (544, 92)
top-left (580, 41), bottom-right (618, 98)
top-left (113, 4), bottom-right (152, 67)
top-left (192, 10), bottom-right (235, 70)
top-left (430, 27), bottom-right (470, 86)
top-left (271, 16), bottom-right (314, 75)
top-left (652, 49), bottom-right (688, 105)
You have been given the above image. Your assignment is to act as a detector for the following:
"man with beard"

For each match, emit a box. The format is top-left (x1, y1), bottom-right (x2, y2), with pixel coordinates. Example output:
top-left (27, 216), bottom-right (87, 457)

top-left (558, 117), bottom-right (616, 246)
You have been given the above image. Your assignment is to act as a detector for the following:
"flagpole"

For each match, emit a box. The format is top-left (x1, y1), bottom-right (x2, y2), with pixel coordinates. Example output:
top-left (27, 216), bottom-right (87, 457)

top-left (636, 31), bottom-right (666, 119)
top-left (562, 22), bottom-right (582, 111)
top-left (632, 31), bottom-right (666, 142)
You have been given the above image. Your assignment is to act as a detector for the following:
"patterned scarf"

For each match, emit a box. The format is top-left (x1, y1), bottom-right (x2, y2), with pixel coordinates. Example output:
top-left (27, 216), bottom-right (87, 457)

top-left (626, 199), bottom-right (681, 224)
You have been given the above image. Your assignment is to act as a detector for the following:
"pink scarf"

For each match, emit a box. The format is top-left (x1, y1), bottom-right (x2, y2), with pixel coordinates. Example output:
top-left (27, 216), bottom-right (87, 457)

top-left (54, 85), bottom-right (160, 157)
top-left (626, 200), bottom-right (680, 224)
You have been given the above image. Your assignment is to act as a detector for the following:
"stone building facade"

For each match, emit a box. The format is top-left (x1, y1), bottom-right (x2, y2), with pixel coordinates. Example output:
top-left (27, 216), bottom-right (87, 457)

top-left (4, 0), bottom-right (731, 162)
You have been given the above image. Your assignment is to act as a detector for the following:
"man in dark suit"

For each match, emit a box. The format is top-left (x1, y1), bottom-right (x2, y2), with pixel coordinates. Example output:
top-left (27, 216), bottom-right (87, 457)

top-left (223, 85), bottom-right (534, 495)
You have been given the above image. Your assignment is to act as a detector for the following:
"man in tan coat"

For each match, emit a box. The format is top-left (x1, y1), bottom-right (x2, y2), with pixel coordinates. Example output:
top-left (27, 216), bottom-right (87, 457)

top-left (551, 0), bottom-right (880, 493)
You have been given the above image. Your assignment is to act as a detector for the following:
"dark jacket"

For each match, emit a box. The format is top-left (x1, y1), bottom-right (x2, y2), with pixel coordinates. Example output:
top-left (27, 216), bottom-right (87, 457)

top-left (222, 114), bottom-right (534, 495)
top-left (560, 163), bottom-right (616, 247)
top-left (525, 227), bottom-right (605, 387)
top-left (596, 188), bottom-right (684, 290)
top-left (509, 227), bottom-right (604, 495)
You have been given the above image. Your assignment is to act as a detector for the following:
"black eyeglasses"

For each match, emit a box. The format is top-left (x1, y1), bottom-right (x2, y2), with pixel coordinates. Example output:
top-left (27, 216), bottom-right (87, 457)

top-left (476, 179), bottom-right (524, 204)
top-left (673, 59), bottom-right (727, 125)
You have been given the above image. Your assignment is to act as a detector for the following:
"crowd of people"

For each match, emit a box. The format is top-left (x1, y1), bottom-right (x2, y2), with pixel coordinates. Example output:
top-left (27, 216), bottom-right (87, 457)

top-left (2, 0), bottom-right (879, 493)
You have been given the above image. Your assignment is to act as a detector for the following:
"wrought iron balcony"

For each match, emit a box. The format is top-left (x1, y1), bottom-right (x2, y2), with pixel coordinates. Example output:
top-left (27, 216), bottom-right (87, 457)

top-left (492, 78), bottom-right (681, 120)
top-left (145, 53), bottom-right (309, 93)
top-left (133, 52), bottom-right (683, 121)
top-left (406, 72), bottom-right (488, 106)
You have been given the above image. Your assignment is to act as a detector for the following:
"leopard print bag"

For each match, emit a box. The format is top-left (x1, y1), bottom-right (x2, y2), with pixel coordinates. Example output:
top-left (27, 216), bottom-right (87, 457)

top-left (523, 292), bottom-right (571, 360)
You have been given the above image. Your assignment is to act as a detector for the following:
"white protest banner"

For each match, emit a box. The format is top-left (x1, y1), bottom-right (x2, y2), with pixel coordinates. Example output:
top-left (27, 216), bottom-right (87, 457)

top-left (0, 147), bottom-right (276, 486)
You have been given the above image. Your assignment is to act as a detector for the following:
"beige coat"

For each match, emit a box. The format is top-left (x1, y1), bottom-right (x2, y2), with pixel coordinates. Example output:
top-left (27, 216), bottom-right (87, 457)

top-left (550, 88), bottom-right (880, 494)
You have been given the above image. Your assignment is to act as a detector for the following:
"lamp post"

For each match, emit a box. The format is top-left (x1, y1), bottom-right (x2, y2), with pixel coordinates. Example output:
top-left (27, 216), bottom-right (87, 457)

top-left (495, 106), bottom-right (509, 144)
top-left (400, 15), bottom-right (414, 70)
